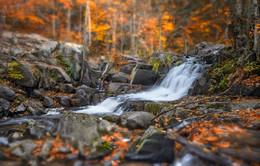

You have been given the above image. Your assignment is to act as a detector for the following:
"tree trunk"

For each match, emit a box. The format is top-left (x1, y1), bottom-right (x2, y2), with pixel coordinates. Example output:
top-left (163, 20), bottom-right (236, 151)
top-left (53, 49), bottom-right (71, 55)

top-left (80, 0), bottom-right (89, 83)
top-left (87, 0), bottom-right (91, 47)
top-left (67, 4), bottom-right (71, 41)
top-left (112, 2), bottom-right (117, 53)
top-left (253, 0), bottom-right (259, 56)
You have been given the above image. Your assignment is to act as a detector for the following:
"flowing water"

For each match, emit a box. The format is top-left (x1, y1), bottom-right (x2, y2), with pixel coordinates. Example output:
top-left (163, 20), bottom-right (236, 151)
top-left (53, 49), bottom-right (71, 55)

top-left (75, 57), bottom-right (204, 116)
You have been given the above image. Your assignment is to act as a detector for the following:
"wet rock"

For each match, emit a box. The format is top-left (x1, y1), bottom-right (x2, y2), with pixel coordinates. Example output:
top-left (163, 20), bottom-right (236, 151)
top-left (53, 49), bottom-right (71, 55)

top-left (120, 112), bottom-right (155, 129)
top-left (112, 72), bottom-right (129, 83)
top-left (9, 139), bottom-right (37, 160)
top-left (189, 42), bottom-right (229, 65)
top-left (24, 119), bottom-right (46, 139)
top-left (126, 126), bottom-right (174, 163)
top-left (57, 113), bottom-right (103, 145)
top-left (14, 103), bottom-right (27, 113)
top-left (108, 83), bottom-right (131, 93)
top-left (0, 84), bottom-right (15, 101)
top-left (131, 69), bottom-right (157, 86)
top-left (164, 107), bottom-right (190, 119)
top-left (102, 114), bottom-right (120, 124)
top-left (0, 98), bottom-right (11, 113)
top-left (39, 139), bottom-right (53, 158)
top-left (191, 71), bottom-right (211, 95)
top-left (44, 97), bottom-right (54, 108)
top-left (60, 83), bottom-right (76, 93)
top-left (25, 100), bottom-right (45, 115)
top-left (56, 96), bottom-right (71, 107)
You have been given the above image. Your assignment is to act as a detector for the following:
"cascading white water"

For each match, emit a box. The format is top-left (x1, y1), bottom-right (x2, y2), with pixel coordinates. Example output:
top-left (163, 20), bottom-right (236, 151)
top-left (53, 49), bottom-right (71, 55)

top-left (75, 57), bottom-right (204, 115)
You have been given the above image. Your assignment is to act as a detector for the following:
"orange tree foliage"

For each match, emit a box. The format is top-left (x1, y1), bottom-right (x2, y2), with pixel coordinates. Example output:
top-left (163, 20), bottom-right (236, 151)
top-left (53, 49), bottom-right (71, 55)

top-left (1, 0), bottom-right (230, 56)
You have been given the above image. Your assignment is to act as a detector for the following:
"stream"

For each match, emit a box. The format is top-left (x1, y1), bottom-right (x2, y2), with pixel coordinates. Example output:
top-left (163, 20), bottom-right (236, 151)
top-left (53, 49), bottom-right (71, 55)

top-left (74, 57), bottom-right (204, 116)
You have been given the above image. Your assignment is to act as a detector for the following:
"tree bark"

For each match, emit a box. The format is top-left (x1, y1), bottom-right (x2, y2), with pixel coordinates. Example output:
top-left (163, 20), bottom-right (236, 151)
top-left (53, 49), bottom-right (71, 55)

top-left (253, 0), bottom-right (259, 56)
top-left (80, 0), bottom-right (89, 83)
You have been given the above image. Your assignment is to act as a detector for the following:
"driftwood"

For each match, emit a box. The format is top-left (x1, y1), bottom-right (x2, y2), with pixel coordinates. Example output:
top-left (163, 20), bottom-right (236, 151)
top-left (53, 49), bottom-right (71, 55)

top-left (174, 135), bottom-right (232, 166)
top-left (219, 148), bottom-right (260, 163)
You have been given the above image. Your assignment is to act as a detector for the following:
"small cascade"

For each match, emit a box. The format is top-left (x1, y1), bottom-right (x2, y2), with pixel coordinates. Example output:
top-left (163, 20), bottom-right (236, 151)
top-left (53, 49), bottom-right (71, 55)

top-left (75, 57), bottom-right (204, 116)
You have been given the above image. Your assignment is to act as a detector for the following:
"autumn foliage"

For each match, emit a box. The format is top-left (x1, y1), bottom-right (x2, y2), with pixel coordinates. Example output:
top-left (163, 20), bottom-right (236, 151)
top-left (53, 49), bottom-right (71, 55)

top-left (0, 0), bottom-right (231, 56)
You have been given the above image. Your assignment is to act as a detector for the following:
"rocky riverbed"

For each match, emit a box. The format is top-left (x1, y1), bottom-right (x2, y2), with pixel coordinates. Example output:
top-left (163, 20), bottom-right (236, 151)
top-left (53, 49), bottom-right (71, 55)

top-left (0, 32), bottom-right (259, 165)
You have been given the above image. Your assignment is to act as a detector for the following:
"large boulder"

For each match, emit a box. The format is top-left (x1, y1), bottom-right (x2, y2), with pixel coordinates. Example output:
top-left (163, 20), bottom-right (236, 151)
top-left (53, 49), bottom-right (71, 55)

top-left (10, 60), bottom-right (36, 88)
top-left (75, 85), bottom-right (96, 106)
top-left (0, 84), bottom-right (15, 101)
top-left (24, 119), bottom-right (46, 139)
top-left (131, 69), bottom-right (157, 86)
top-left (190, 71), bottom-right (211, 95)
top-left (125, 126), bottom-right (175, 163)
top-left (188, 42), bottom-right (230, 65)
top-left (112, 72), bottom-right (129, 83)
top-left (57, 113), bottom-right (115, 145)
top-left (120, 111), bottom-right (155, 129)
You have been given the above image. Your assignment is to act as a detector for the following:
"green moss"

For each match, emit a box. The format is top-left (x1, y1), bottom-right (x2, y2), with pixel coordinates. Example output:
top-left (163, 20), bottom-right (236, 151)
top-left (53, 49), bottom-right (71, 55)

top-left (96, 141), bottom-right (113, 153)
top-left (175, 61), bottom-right (182, 66)
top-left (165, 55), bottom-right (172, 65)
top-left (56, 52), bottom-right (73, 77)
top-left (149, 58), bottom-right (163, 73)
top-left (7, 62), bottom-right (24, 80)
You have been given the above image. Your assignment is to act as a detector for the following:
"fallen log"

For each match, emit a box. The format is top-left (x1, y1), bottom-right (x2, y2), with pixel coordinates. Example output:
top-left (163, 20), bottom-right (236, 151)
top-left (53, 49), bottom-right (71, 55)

top-left (174, 135), bottom-right (232, 166)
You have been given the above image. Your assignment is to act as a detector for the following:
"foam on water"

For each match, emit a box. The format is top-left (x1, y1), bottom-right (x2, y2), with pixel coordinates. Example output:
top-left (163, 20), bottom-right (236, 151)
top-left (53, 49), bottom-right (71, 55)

top-left (75, 57), bottom-right (204, 115)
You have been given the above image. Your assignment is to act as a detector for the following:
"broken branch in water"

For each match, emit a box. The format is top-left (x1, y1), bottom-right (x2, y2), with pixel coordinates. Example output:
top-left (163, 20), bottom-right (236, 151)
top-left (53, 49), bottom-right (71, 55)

top-left (174, 135), bottom-right (232, 166)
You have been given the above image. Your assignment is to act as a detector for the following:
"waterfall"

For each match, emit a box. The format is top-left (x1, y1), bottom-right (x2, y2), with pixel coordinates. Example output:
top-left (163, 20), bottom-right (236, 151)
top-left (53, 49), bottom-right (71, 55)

top-left (75, 57), bottom-right (204, 116)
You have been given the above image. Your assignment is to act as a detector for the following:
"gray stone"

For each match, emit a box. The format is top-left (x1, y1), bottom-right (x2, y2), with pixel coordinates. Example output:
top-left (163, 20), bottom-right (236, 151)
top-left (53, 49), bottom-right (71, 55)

top-left (25, 119), bottom-right (46, 139)
top-left (77, 85), bottom-right (96, 94)
top-left (39, 139), bottom-right (53, 158)
top-left (120, 64), bottom-right (136, 74)
top-left (25, 100), bottom-right (45, 115)
top-left (120, 111), bottom-right (155, 129)
top-left (125, 126), bottom-right (174, 163)
top-left (75, 89), bottom-right (89, 106)
top-left (44, 97), bottom-right (54, 108)
top-left (56, 96), bottom-right (71, 107)
top-left (0, 84), bottom-right (15, 101)
top-left (112, 72), bottom-right (129, 83)
top-left (9, 139), bottom-right (37, 160)
top-left (13, 61), bottom-right (36, 88)
top-left (131, 69), bottom-right (157, 86)
top-left (8, 132), bottom-right (23, 142)
top-left (30, 89), bottom-right (42, 99)
top-left (0, 98), bottom-right (11, 112)
top-left (50, 67), bottom-right (72, 83)
top-left (60, 83), bottom-right (76, 93)
top-left (108, 83), bottom-right (131, 93)
top-left (15, 103), bottom-right (27, 113)
top-left (57, 113), bottom-right (101, 145)
top-left (191, 71), bottom-right (211, 95)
